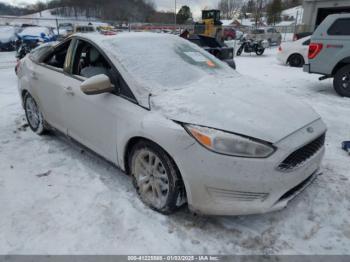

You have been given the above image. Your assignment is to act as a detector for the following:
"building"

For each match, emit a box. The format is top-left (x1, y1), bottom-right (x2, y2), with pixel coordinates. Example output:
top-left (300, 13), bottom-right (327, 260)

top-left (302, 0), bottom-right (350, 31)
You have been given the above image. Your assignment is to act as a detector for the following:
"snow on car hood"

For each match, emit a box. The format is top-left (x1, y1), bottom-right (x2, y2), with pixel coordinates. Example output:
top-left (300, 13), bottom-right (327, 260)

top-left (150, 74), bottom-right (320, 143)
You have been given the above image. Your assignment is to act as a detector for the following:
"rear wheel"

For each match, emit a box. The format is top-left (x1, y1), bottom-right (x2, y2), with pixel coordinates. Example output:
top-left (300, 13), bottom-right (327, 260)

top-left (24, 93), bottom-right (47, 135)
top-left (129, 140), bottom-right (184, 214)
top-left (334, 65), bottom-right (350, 97)
top-left (256, 47), bottom-right (265, 56)
top-left (288, 54), bottom-right (305, 67)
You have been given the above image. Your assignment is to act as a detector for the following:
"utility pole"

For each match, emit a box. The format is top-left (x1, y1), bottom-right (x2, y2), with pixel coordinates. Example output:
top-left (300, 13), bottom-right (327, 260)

top-left (175, 0), bottom-right (177, 26)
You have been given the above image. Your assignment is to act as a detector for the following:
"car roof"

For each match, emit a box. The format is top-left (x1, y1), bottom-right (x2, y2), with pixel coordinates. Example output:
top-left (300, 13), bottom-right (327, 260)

top-left (71, 31), bottom-right (179, 46)
top-left (327, 13), bottom-right (350, 19)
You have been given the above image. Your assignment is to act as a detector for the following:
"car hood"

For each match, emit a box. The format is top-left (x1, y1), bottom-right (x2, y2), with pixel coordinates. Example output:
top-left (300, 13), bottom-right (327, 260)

top-left (150, 75), bottom-right (320, 143)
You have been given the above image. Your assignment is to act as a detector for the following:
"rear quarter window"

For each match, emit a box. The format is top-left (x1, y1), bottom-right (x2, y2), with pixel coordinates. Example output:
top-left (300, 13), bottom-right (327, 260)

top-left (328, 18), bottom-right (350, 35)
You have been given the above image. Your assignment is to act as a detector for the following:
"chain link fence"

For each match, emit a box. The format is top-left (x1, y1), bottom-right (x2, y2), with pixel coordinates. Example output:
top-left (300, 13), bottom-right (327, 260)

top-left (0, 15), bottom-right (309, 46)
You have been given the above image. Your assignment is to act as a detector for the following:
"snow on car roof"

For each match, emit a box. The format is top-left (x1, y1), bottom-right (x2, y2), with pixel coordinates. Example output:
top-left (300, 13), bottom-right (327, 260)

top-left (18, 26), bottom-right (50, 37)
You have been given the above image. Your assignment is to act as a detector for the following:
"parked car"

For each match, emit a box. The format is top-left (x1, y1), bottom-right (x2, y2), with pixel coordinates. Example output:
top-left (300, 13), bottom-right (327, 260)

top-left (17, 33), bottom-right (326, 216)
top-left (16, 26), bottom-right (56, 60)
top-left (277, 36), bottom-right (310, 67)
top-left (73, 25), bottom-right (96, 33)
top-left (59, 23), bottom-right (73, 33)
top-left (0, 26), bottom-right (18, 51)
top-left (304, 14), bottom-right (350, 97)
top-left (223, 27), bottom-right (236, 40)
top-left (17, 26), bottom-right (54, 39)
top-left (247, 27), bottom-right (282, 46)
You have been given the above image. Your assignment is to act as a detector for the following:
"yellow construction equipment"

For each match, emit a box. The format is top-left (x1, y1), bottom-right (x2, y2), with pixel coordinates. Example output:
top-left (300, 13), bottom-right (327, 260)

top-left (194, 10), bottom-right (223, 41)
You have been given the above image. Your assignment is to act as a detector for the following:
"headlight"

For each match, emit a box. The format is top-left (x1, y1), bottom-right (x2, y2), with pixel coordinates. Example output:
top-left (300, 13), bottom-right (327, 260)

top-left (184, 124), bottom-right (275, 158)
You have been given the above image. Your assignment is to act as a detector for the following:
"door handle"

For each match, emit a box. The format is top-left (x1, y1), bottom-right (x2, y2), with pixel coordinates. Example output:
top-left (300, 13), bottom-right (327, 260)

top-left (64, 86), bottom-right (75, 96)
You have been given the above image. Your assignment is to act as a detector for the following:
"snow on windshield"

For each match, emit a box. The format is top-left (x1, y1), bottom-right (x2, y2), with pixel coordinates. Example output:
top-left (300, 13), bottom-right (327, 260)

top-left (101, 33), bottom-right (236, 92)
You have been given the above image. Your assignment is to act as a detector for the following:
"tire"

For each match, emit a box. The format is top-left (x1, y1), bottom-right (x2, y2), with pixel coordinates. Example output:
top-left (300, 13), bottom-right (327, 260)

top-left (256, 47), bottom-right (265, 56)
top-left (129, 140), bottom-right (184, 214)
top-left (236, 46), bottom-right (243, 56)
top-left (24, 93), bottom-right (47, 135)
top-left (288, 54), bottom-right (305, 67)
top-left (333, 65), bottom-right (350, 97)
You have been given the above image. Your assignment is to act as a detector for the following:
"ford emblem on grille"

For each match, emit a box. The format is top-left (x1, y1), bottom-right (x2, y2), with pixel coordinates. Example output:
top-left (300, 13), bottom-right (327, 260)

top-left (307, 127), bottom-right (314, 133)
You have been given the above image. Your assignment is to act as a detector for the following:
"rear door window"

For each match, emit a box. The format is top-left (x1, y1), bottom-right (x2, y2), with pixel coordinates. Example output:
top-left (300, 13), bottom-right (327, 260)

top-left (328, 18), bottom-right (350, 35)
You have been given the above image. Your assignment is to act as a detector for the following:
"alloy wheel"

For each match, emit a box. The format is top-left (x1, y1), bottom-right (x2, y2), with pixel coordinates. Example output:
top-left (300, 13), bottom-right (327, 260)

top-left (133, 149), bottom-right (170, 209)
top-left (341, 73), bottom-right (350, 89)
top-left (25, 95), bottom-right (41, 130)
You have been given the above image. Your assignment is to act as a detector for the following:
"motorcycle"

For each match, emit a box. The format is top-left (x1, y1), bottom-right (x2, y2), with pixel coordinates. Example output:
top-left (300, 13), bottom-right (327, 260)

top-left (236, 38), bottom-right (267, 56)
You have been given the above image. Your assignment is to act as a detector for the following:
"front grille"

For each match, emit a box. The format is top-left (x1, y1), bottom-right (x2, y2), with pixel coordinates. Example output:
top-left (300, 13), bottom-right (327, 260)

top-left (207, 187), bottom-right (269, 202)
top-left (278, 133), bottom-right (325, 171)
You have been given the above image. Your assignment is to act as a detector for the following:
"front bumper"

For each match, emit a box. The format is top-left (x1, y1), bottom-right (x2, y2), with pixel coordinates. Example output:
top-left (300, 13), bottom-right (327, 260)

top-left (175, 119), bottom-right (326, 216)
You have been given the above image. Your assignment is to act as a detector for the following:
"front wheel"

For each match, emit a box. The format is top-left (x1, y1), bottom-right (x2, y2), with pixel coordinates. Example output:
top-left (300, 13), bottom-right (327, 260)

top-left (24, 93), bottom-right (47, 135)
top-left (334, 65), bottom-right (350, 97)
top-left (129, 140), bottom-right (184, 214)
top-left (256, 47), bottom-right (265, 56)
top-left (236, 46), bottom-right (243, 56)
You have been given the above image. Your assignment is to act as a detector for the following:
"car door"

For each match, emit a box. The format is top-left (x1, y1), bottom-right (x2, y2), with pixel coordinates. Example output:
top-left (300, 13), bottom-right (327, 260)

top-left (323, 17), bottom-right (350, 74)
top-left (60, 39), bottom-right (122, 162)
top-left (31, 39), bottom-right (74, 132)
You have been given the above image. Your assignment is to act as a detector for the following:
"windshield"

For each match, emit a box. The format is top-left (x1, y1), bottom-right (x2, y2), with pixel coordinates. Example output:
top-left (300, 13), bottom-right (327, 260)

top-left (102, 33), bottom-right (236, 92)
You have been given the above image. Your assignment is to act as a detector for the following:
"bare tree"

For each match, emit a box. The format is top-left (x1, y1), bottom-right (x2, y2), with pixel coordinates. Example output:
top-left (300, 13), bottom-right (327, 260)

top-left (218, 0), bottom-right (243, 20)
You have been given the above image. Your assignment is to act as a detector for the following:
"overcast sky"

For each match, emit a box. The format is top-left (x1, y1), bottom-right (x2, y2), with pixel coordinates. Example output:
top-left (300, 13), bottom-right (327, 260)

top-left (2, 0), bottom-right (220, 18)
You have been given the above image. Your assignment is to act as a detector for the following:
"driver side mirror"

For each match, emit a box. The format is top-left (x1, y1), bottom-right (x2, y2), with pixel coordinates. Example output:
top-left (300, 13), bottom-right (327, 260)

top-left (80, 74), bottom-right (113, 95)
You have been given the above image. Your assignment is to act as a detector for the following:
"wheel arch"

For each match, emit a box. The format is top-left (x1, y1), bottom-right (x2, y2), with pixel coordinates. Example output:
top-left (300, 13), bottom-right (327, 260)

top-left (20, 89), bottom-right (29, 107)
top-left (122, 136), bottom-right (188, 203)
top-left (332, 57), bottom-right (350, 76)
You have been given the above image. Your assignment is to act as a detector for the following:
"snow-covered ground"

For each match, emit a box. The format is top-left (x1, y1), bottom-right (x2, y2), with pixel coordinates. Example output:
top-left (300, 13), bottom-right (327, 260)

top-left (1, 49), bottom-right (350, 255)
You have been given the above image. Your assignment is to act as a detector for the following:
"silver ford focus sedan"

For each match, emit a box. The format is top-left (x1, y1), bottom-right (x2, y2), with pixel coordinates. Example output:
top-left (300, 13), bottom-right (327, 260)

top-left (16, 33), bottom-right (326, 215)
